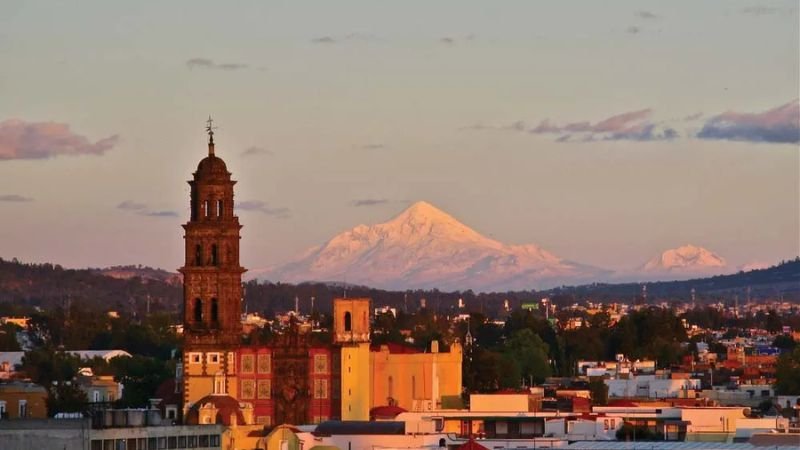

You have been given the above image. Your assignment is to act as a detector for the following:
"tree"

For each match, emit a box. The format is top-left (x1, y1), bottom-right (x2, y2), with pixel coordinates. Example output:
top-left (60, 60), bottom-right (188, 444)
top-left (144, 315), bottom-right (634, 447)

top-left (775, 347), bottom-right (800, 395)
top-left (47, 383), bottom-right (89, 416)
top-left (0, 323), bottom-right (21, 351)
top-left (503, 329), bottom-right (552, 385)
top-left (588, 378), bottom-right (608, 406)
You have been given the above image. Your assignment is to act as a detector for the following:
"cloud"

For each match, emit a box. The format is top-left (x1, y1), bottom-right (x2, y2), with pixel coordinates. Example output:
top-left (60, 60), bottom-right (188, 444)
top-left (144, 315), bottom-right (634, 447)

top-left (241, 146), bottom-right (273, 157)
top-left (117, 200), bottom-right (147, 211)
top-left (530, 109), bottom-right (679, 142)
top-left (360, 144), bottom-right (387, 150)
top-left (0, 119), bottom-right (119, 160)
top-left (310, 33), bottom-right (378, 44)
top-left (118, 200), bottom-right (177, 218)
top-left (186, 58), bottom-right (249, 71)
top-left (351, 199), bottom-right (389, 207)
top-left (142, 210), bottom-right (179, 217)
top-left (440, 34), bottom-right (476, 45)
top-left (626, 26), bottom-right (642, 34)
top-left (635, 10), bottom-right (660, 19)
top-left (236, 200), bottom-right (290, 218)
top-left (697, 100), bottom-right (799, 144)
top-left (0, 194), bottom-right (33, 202)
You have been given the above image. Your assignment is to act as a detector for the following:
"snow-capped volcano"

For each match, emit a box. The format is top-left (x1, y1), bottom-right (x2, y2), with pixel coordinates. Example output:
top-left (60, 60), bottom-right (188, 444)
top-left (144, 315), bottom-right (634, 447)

top-left (259, 201), bottom-right (609, 291)
top-left (639, 244), bottom-right (728, 279)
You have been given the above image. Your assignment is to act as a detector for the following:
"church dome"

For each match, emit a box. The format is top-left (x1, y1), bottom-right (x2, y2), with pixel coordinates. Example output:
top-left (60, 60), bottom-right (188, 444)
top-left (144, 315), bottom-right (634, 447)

top-left (195, 155), bottom-right (229, 178)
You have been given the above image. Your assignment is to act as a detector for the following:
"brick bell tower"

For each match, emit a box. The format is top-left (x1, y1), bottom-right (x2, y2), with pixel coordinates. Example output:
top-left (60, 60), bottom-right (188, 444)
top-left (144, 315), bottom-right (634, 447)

top-left (180, 117), bottom-right (246, 411)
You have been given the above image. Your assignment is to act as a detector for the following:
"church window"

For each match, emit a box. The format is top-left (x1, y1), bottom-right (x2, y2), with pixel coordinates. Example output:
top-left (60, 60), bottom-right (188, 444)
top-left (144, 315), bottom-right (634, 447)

top-left (412, 376), bottom-right (416, 399)
top-left (314, 379), bottom-right (328, 399)
top-left (314, 354), bottom-right (328, 374)
top-left (189, 353), bottom-right (201, 364)
top-left (193, 298), bottom-right (203, 323)
top-left (208, 353), bottom-right (220, 364)
top-left (210, 244), bottom-right (218, 266)
top-left (388, 376), bottom-right (394, 400)
top-left (241, 354), bottom-right (255, 373)
top-left (210, 298), bottom-right (219, 323)
top-left (241, 380), bottom-right (255, 399)
top-left (257, 380), bottom-right (271, 399)
top-left (217, 199), bottom-right (223, 218)
top-left (204, 200), bottom-right (210, 218)
top-left (257, 353), bottom-right (271, 374)
top-left (195, 244), bottom-right (203, 266)
top-left (213, 372), bottom-right (226, 395)
top-left (344, 312), bottom-right (352, 332)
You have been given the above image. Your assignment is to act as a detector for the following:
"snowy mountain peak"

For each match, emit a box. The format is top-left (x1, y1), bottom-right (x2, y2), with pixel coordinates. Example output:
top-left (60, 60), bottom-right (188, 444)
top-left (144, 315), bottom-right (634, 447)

top-left (259, 201), bottom-right (608, 291)
top-left (642, 244), bottom-right (727, 273)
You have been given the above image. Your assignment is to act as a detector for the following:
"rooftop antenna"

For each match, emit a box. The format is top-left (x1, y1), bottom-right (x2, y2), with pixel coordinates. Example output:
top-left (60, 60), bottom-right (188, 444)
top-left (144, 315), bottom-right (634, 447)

top-left (205, 115), bottom-right (218, 156)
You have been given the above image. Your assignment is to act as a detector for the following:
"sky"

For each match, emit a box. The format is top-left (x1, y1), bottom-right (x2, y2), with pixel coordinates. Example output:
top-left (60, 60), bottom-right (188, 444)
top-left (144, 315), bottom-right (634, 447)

top-left (0, 0), bottom-right (798, 276)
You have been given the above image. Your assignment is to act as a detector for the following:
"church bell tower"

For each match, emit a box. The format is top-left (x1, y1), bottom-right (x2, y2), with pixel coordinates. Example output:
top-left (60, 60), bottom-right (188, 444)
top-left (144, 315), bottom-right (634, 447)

top-left (180, 118), bottom-right (246, 410)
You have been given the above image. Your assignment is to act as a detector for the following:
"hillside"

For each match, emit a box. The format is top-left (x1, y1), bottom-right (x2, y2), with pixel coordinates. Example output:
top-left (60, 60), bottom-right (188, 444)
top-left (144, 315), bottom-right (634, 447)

top-left (0, 257), bottom-right (796, 320)
top-left (545, 258), bottom-right (800, 302)
top-left (0, 258), bottom-right (181, 316)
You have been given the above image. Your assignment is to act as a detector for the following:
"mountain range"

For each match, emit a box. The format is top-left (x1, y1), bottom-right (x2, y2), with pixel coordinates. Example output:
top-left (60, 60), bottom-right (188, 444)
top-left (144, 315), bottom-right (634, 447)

top-left (259, 201), bottom-right (742, 291)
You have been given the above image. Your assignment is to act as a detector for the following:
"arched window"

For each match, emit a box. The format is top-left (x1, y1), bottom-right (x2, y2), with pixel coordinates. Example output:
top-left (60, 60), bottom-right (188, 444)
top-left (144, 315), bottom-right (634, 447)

top-left (211, 244), bottom-right (218, 266)
top-left (217, 199), bottom-right (223, 218)
top-left (363, 311), bottom-right (368, 330)
top-left (211, 298), bottom-right (219, 323)
top-left (213, 371), bottom-right (226, 395)
top-left (193, 298), bottom-right (202, 323)
top-left (204, 200), bottom-right (210, 218)
top-left (388, 376), bottom-right (394, 400)
top-left (411, 375), bottom-right (416, 400)
top-left (344, 312), bottom-right (352, 332)
top-left (195, 244), bottom-right (203, 266)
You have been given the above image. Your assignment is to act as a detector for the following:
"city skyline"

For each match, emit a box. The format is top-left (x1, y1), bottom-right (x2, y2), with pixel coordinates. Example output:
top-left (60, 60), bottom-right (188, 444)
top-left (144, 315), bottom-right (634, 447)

top-left (1, 1), bottom-right (798, 277)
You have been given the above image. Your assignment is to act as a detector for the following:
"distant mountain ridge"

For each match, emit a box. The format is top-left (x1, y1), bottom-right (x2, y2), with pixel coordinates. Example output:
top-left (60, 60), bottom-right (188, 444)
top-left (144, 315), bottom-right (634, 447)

top-left (260, 201), bottom-right (610, 291)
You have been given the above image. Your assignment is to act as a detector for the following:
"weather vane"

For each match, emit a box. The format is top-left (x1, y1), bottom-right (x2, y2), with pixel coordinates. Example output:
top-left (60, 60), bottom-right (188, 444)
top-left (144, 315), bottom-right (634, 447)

top-left (205, 115), bottom-right (218, 145)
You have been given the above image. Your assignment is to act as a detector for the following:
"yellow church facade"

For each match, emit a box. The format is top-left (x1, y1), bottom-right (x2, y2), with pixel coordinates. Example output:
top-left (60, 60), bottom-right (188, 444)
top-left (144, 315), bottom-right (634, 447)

top-left (333, 298), bottom-right (463, 420)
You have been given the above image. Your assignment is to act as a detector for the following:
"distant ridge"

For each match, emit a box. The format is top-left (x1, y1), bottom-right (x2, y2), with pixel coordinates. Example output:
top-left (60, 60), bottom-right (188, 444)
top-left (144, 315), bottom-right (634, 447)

top-left (547, 258), bottom-right (800, 301)
top-left (258, 200), bottom-right (609, 291)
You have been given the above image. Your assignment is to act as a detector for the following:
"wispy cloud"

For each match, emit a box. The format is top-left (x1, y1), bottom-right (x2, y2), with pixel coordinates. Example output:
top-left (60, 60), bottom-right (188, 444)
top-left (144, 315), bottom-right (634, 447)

top-left (531, 109), bottom-right (678, 142)
top-left (236, 200), bottom-right (290, 218)
top-left (351, 198), bottom-right (389, 207)
top-left (310, 33), bottom-right (378, 44)
top-left (142, 211), bottom-right (179, 217)
top-left (440, 34), bottom-right (476, 45)
top-left (635, 10), bottom-right (660, 20)
top-left (360, 143), bottom-right (387, 150)
top-left (117, 200), bottom-right (147, 211)
top-left (241, 146), bottom-right (273, 157)
top-left (697, 100), bottom-right (800, 144)
top-left (466, 109), bottom-right (678, 142)
top-left (186, 57), bottom-right (249, 71)
top-left (0, 119), bottom-right (118, 160)
top-left (0, 194), bottom-right (33, 202)
top-left (117, 200), bottom-right (177, 218)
